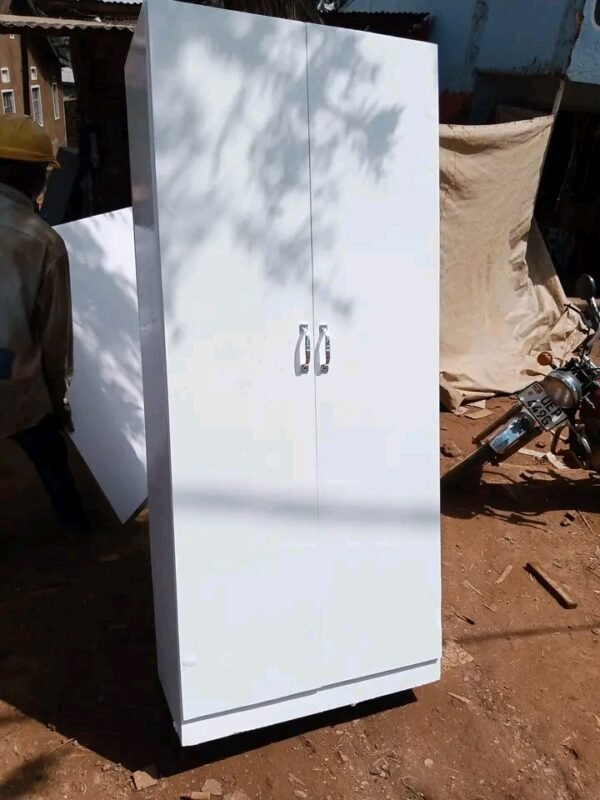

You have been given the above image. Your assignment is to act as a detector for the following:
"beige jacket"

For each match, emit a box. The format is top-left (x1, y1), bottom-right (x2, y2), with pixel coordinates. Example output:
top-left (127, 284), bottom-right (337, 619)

top-left (0, 182), bottom-right (73, 438)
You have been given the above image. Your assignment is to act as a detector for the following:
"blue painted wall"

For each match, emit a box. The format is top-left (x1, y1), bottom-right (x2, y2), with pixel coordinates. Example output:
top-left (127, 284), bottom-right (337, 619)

top-left (477, 0), bottom-right (582, 77)
top-left (569, 0), bottom-right (600, 83)
top-left (347, 0), bottom-right (586, 91)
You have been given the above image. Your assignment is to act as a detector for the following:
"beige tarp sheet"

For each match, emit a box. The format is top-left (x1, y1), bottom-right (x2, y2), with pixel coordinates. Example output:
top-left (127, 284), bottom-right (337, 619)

top-left (440, 116), bottom-right (585, 411)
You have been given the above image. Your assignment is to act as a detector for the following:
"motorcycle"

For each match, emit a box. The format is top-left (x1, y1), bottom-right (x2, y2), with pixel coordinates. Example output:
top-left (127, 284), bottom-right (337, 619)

top-left (442, 274), bottom-right (600, 489)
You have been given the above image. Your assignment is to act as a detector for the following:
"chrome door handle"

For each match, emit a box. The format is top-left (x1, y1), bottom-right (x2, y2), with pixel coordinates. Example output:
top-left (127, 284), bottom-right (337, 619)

top-left (319, 324), bottom-right (331, 373)
top-left (300, 324), bottom-right (311, 373)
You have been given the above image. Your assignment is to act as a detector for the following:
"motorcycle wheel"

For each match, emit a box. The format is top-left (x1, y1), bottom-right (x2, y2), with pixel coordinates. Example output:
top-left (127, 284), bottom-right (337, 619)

top-left (441, 443), bottom-right (495, 490)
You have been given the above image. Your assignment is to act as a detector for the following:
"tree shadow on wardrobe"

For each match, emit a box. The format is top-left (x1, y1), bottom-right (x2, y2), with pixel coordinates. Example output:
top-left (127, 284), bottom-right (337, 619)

top-left (148, 6), bottom-right (404, 338)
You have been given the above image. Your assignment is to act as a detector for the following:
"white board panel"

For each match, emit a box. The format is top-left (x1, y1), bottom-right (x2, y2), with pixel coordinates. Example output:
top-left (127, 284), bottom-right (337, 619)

top-left (145, 0), bottom-right (321, 721)
top-left (307, 25), bottom-right (441, 683)
top-left (56, 209), bottom-right (147, 524)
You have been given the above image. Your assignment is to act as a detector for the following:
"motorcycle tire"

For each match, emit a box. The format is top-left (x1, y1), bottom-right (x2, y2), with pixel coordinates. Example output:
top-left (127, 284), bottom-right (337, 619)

top-left (441, 443), bottom-right (495, 490)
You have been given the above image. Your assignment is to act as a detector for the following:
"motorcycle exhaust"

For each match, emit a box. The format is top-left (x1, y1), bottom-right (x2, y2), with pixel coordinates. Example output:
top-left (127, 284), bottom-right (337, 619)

top-left (472, 404), bottom-right (520, 445)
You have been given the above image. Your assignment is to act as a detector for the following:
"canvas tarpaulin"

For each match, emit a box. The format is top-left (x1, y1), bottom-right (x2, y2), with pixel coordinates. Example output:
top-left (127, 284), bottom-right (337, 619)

top-left (440, 116), bottom-right (585, 411)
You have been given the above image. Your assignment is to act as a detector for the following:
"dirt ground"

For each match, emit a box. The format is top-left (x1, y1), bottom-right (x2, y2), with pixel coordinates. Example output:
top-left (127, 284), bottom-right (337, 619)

top-left (1, 405), bottom-right (600, 800)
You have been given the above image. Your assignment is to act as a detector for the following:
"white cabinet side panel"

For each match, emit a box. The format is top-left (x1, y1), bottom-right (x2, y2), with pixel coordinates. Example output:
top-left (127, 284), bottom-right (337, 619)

top-left (307, 26), bottom-right (441, 684)
top-left (147, 1), bottom-right (320, 721)
top-left (125, 5), bottom-right (183, 722)
top-left (56, 209), bottom-right (146, 524)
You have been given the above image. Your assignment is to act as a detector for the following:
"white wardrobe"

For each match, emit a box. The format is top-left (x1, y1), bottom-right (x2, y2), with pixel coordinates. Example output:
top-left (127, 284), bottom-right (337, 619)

top-left (125, 0), bottom-right (440, 746)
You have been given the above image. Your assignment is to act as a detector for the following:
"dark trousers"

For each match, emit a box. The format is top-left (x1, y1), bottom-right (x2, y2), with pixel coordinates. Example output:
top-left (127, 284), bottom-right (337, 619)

top-left (11, 415), bottom-right (86, 532)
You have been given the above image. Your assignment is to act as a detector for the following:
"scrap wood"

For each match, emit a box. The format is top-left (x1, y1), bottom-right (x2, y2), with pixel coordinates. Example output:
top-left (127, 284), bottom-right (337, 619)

top-left (448, 692), bottom-right (470, 705)
top-left (578, 510), bottom-right (595, 536)
top-left (42, 739), bottom-right (76, 758)
top-left (495, 564), bottom-right (513, 585)
top-left (452, 608), bottom-right (476, 625)
top-left (519, 447), bottom-right (567, 471)
top-left (561, 511), bottom-right (577, 528)
top-left (520, 448), bottom-right (546, 460)
top-left (369, 748), bottom-right (399, 761)
top-left (526, 562), bottom-right (578, 609)
top-left (181, 794), bottom-right (211, 800)
top-left (462, 579), bottom-right (484, 597)
top-left (370, 750), bottom-right (400, 768)
top-left (464, 408), bottom-right (493, 421)
top-left (546, 452), bottom-right (567, 471)
top-left (585, 565), bottom-right (600, 582)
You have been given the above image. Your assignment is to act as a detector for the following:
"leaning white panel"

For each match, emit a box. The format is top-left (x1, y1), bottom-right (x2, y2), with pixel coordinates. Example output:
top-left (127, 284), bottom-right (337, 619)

top-left (56, 208), bottom-right (147, 524)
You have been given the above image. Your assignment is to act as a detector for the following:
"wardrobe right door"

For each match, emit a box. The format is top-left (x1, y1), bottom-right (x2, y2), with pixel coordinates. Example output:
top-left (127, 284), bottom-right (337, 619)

top-left (307, 23), bottom-right (442, 687)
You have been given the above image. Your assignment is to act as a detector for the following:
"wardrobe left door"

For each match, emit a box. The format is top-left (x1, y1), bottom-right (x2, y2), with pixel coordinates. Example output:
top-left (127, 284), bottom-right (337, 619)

top-left (145, 1), bottom-right (322, 725)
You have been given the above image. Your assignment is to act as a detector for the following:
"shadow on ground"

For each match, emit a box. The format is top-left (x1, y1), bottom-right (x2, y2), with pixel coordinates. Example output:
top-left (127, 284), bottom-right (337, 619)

top-left (442, 470), bottom-right (600, 528)
top-left (0, 438), bottom-right (415, 791)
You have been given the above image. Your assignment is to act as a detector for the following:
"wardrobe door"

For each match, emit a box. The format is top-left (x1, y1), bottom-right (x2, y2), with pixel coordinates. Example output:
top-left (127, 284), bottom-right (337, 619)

top-left (142, 0), bottom-right (322, 724)
top-left (307, 23), bottom-right (441, 685)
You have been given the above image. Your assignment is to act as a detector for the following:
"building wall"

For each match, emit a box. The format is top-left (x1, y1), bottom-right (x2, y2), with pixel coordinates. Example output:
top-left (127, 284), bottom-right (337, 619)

top-left (476, 0), bottom-right (583, 77)
top-left (348, 0), bottom-right (585, 93)
top-left (0, 34), bottom-right (25, 114)
top-left (0, 33), bottom-right (66, 154)
top-left (569, 0), bottom-right (600, 84)
top-left (29, 36), bottom-right (67, 153)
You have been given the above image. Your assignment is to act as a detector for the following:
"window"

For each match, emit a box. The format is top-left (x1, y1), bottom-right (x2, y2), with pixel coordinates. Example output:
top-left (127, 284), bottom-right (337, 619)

top-left (1, 68), bottom-right (10, 84)
top-left (30, 66), bottom-right (37, 81)
top-left (51, 82), bottom-right (60, 120)
top-left (31, 86), bottom-right (43, 125)
top-left (2, 90), bottom-right (15, 115)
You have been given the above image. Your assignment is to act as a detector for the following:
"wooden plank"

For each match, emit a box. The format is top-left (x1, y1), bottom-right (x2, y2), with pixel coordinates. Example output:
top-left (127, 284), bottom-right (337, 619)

top-left (526, 561), bottom-right (578, 609)
top-left (495, 564), bottom-right (513, 585)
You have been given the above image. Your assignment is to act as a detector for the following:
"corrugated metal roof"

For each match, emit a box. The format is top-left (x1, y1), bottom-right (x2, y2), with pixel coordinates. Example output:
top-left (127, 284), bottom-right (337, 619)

top-left (0, 13), bottom-right (135, 31)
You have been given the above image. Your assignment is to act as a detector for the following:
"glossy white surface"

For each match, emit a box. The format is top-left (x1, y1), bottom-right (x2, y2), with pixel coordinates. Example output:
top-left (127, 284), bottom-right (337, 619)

top-left (307, 23), bottom-right (441, 685)
top-left (126, 0), bottom-right (440, 746)
top-left (56, 209), bottom-right (147, 524)
top-left (143, 0), bottom-right (321, 722)
top-left (125, 3), bottom-right (183, 722)
top-left (179, 659), bottom-right (439, 746)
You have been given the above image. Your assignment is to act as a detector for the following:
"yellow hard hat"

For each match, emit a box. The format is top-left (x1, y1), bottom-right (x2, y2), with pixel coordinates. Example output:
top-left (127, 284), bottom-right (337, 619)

top-left (0, 114), bottom-right (59, 168)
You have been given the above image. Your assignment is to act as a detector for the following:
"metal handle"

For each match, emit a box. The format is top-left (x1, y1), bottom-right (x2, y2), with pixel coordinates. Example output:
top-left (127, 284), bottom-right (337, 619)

top-left (300, 324), bottom-right (311, 373)
top-left (319, 324), bottom-right (331, 373)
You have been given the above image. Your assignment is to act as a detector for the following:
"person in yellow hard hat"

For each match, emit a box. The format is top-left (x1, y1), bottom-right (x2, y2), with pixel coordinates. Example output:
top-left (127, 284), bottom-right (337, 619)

top-left (0, 115), bottom-right (87, 536)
